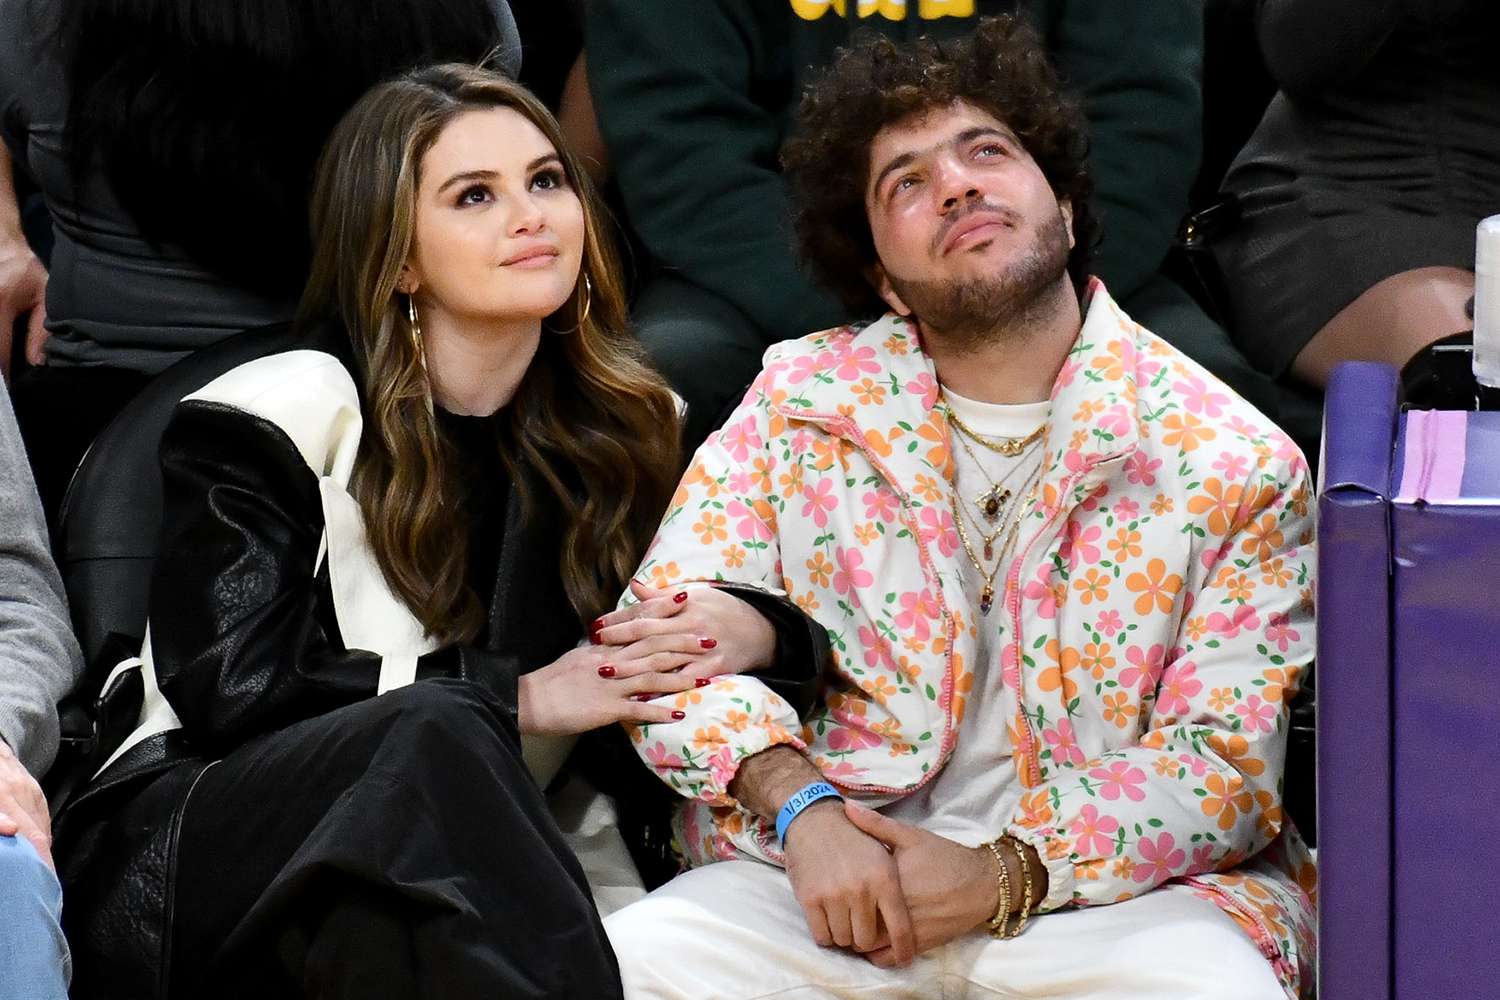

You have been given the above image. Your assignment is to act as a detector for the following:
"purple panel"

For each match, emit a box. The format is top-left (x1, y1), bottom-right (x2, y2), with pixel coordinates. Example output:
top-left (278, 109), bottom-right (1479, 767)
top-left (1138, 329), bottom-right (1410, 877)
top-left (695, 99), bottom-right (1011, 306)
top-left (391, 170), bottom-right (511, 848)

top-left (1317, 362), bottom-right (1398, 1000)
top-left (1391, 504), bottom-right (1500, 995)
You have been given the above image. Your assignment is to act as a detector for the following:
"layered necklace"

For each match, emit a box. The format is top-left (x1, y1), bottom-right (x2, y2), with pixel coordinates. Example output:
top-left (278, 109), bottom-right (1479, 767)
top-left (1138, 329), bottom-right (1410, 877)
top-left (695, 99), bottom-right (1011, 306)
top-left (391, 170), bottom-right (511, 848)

top-left (945, 404), bottom-right (1047, 615)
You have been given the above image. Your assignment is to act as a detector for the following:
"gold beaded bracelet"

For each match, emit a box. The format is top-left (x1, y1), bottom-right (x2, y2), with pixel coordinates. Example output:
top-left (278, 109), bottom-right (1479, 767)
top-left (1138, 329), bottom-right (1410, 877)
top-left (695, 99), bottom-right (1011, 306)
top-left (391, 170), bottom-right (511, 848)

top-left (1009, 836), bottom-right (1036, 938)
top-left (982, 839), bottom-right (1012, 939)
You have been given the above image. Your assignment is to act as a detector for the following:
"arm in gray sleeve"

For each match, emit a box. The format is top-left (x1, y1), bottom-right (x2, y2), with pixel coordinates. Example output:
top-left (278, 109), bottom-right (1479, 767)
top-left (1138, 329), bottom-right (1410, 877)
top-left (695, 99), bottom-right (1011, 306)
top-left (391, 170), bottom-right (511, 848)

top-left (0, 378), bottom-right (84, 778)
top-left (1255, 0), bottom-right (1400, 99)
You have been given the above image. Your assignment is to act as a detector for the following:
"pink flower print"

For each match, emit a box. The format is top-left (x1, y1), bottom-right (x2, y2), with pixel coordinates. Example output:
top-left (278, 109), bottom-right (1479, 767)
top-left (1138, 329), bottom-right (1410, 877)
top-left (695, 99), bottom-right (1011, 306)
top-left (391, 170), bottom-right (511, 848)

top-left (1134, 832), bottom-right (1186, 883)
top-left (1120, 644), bottom-right (1166, 696)
top-left (1191, 843), bottom-right (1217, 871)
top-left (917, 506), bottom-right (959, 558)
top-left (1156, 661), bottom-right (1203, 716)
top-left (895, 588), bottom-right (940, 642)
top-left (1235, 694), bottom-right (1277, 734)
top-left (1265, 612), bottom-right (1301, 653)
top-left (645, 741), bottom-right (684, 771)
top-left (1200, 539), bottom-right (1234, 572)
top-left (1226, 414), bottom-right (1259, 438)
top-left (833, 345), bottom-right (882, 382)
top-left (906, 372), bottom-right (939, 409)
top-left (820, 760), bottom-right (865, 781)
top-left (1113, 497), bottom-right (1141, 521)
top-left (858, 624), bottom-right (895, 670)
top-left (720, 415), bottom-right (763, 463)
top-left (726, 470), bottom-right (754, 494)
top-left (1059, 520), bottom-right (1103, 570)
top-left (1024, 564), bottom-right (1064, 619)
top-left (1043, 720), bottom-right (1087, 768)
top-left (827, 722), bottom-right (883, 752)
top-left (1138, 358), bottom-right (1163, 380)
top-left (1055, 358), bottom-right (1082, 388)
top-left (788, 350), bottom-right (836, 384)
top-left (1174, 375), bottom-right (1230, 418)
top-left (707, 745), bottom-right (737, 791)
top-left (1096, 609), bottom-right (1124, 637)
top-left (832, 547), bottom-right (874, 595)
top-left (801, 478), bottom-right (839, 528)
top-left (1212, 450), bottom-right (1251, 480)
top-left (1178, 753), bottom-right (1211, 778)
top-left (863, 487), bottom-right (899, 523)
top-left (1070, 804), bottom-right (1120, 857)
top-left (727, 499), bottom-right (773, 542)
top-left (1206, 605), bottom-right (1261, 639)
top-left (1079, 485), bottom-right (1109, 513)
top-left (790, 428), bottom-right (815, 454)
top-left (1063, 448), bottom-right (1091, 474)
top-left (1125, 451), bottom-right (1162, 487)
top-left (1090, 761), bottom-right (1148, 802)
top-left (1099, 403), bottom-right (1132, 438)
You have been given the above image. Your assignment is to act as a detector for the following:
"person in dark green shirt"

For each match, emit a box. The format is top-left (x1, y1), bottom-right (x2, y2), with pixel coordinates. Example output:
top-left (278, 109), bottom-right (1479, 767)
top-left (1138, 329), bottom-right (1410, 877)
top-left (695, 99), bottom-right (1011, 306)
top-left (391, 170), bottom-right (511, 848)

top-left (587, 0), bottom-right (1277, 448)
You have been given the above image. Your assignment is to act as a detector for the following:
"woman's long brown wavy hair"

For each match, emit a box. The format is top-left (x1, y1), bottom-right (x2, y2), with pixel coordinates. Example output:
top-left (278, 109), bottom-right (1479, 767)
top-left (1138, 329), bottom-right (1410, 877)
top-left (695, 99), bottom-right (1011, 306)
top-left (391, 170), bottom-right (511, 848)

top-left (299, 63), bottom-right (680, 642)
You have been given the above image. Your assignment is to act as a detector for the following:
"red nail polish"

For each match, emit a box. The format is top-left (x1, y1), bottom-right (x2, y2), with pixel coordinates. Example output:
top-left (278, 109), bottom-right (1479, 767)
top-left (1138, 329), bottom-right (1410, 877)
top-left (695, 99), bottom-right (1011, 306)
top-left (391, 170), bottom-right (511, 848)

top-left (633, 693), bottom-right (652, 702)
top-left (597, 664), bottom-right (616, 678)
top-left (590, 618), bottom-right (604, 633)
top-left (695, 678), bottom-right (711, 688)
top-left (589, 631), bottom-right (602, 645)
top-left (671, 710), bottom-right (686, 721)
top-left (673, 591), bottom-right (689, 604)
top-left (699, 637), bottom-right (718, 650)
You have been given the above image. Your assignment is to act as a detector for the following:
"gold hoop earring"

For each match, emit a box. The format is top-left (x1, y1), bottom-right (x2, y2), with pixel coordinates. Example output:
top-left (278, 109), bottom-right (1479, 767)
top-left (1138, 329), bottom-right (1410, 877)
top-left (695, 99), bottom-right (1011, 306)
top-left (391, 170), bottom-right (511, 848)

top-left (553, 275), bottom-right (592, 335)
top-left (406, 293), bottom-right (434, 412)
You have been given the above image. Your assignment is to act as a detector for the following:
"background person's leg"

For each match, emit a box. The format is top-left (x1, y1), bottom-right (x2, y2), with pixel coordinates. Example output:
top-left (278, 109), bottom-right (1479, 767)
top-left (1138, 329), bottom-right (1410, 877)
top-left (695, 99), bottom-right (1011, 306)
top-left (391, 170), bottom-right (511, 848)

top-left (633, 275), bottom-right (775, 454)
top-left (0, 834), bottom-right (69, 1000)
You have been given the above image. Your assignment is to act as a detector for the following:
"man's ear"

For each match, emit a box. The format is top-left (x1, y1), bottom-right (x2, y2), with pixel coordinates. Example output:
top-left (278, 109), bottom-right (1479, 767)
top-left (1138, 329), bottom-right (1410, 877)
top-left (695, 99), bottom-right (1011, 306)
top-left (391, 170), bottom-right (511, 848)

top-left (1060, 199), bottom-right (1075, 250)
top-left (867, 262), bottom-right (912, 318)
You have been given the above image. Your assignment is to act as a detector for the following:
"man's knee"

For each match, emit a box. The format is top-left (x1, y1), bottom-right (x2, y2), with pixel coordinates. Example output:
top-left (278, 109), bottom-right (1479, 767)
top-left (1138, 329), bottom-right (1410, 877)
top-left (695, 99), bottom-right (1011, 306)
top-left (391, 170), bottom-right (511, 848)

top-left (0, 835), bottom-right (60, 906)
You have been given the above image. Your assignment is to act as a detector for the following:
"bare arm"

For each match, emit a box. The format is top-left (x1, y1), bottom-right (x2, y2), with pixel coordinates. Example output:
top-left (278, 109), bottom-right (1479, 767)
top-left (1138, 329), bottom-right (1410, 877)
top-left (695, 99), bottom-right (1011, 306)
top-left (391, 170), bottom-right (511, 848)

top-left (0, 143), bottom-right (48, 377)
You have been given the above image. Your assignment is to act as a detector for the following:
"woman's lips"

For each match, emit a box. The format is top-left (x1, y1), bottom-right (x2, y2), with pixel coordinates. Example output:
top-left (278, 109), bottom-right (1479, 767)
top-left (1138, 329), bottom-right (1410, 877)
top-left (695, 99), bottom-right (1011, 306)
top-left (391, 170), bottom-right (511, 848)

top-left (501, 245), bottom-right (560, 267)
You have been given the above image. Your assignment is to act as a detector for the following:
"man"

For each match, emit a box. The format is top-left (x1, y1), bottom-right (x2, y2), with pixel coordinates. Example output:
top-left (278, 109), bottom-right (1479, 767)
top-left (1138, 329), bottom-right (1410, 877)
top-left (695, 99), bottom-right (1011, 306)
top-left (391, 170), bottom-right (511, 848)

top-left (605, 19), bottom-right (1315, 999)
top-left (0, 372), bottom-right (83, 999)
top-left (586, 0), bottom-right (1278, 450)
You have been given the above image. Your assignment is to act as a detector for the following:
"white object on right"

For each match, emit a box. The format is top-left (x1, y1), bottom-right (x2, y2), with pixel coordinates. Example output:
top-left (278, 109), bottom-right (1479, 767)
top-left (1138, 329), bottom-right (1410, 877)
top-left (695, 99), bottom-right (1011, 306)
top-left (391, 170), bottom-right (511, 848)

top-left (1471, 214), bottom-right (1500, 388)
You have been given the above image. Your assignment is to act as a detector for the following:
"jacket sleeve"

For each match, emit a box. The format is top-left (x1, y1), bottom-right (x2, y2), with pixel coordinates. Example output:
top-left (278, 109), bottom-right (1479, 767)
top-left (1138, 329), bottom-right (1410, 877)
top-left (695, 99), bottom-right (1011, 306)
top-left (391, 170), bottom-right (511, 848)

top-left (149, 401), bottom-right (516, 754)
top-left (1045, 1), bottom-right (1203, 301)
top-left (584, 0), bottom-right (845, 340)
top-left (624, 356), bottom-right (814, 806)
top-left (1008, 452), bottom-right (1316, 912)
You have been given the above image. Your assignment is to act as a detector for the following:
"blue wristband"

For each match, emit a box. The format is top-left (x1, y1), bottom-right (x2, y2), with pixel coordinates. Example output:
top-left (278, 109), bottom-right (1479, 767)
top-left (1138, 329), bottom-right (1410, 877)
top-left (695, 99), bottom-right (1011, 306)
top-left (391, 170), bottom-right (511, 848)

top-left (775, 781), bottom-right (843, 846)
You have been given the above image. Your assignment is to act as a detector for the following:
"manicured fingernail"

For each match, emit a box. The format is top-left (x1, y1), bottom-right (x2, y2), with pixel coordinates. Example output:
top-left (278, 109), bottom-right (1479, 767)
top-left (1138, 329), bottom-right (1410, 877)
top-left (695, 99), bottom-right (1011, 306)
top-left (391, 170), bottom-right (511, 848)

top-left (590, 618), bottom-right (604, 633)
top-left (699, 637), bottom-right (718, 649)
top-left (633, 693), bottom-right (652, 702)
top-left (671, 710), bottom-right (686, 721)
top-left (673, 591), bottom-right (689, 604)
top-left (695, 678), bottom-right (711, 688)
top-left (589, 631), bottom-right (602, 645)
top-left (597, 664), bottom-right (616, 678)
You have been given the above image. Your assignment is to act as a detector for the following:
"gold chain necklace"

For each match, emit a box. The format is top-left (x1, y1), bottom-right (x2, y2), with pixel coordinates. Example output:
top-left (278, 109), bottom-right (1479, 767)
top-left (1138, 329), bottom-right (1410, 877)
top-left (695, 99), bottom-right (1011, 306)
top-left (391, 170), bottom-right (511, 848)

top-left (951, 459), bottom-right (1043, 615)
top-left (948, 417), bottom-right (1043, 523)
top-left (946, 405), bottom-right (1046, 458)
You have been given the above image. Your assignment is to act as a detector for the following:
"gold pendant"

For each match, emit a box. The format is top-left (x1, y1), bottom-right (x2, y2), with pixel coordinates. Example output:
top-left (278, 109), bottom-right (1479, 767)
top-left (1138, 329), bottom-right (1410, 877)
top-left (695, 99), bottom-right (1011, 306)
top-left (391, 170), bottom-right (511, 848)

top-left (980, 583), bottom-right (995, 615)
top-left (976, 485), bottom-right (1010, 522)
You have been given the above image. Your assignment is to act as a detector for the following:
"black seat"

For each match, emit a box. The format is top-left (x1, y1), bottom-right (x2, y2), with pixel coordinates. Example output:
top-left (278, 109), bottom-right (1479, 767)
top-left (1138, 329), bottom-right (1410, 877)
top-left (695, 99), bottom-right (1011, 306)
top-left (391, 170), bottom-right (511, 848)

top-left (47, 322), bottom-right (305, 792)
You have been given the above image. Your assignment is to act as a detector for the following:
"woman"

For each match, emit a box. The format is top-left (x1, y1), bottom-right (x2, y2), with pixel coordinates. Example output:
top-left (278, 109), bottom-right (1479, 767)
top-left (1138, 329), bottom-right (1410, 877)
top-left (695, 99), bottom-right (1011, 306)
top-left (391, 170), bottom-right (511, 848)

top-left (52, 65), bottom-right (728, 999)
top-left (0, 0), bottom-right (519, 519)
top-left (1213, 0), bottom-right (1500, 387)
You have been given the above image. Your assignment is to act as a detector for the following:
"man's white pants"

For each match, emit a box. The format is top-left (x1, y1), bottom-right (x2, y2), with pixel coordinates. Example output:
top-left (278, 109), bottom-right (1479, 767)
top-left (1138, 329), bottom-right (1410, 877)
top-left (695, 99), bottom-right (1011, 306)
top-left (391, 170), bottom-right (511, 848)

top-left (605, 860), bottom-right (1286, 1000)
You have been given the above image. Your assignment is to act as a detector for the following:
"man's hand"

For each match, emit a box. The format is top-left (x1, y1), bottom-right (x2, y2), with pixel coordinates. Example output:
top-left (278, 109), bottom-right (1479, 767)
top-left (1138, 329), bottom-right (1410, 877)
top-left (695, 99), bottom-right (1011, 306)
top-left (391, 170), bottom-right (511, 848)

top-left (841, 801), bottom-right (1005, 967)
top-left (0, 739), bottom-right (52, 870)
top-left (783, 800), bottom-right (916, 965)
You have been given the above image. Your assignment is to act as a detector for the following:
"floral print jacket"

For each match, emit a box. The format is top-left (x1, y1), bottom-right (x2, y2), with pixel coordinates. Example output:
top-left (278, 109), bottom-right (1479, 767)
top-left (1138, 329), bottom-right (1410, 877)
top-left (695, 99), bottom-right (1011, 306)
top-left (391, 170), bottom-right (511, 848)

top-left (628, 283), bottom-right (1317, 996)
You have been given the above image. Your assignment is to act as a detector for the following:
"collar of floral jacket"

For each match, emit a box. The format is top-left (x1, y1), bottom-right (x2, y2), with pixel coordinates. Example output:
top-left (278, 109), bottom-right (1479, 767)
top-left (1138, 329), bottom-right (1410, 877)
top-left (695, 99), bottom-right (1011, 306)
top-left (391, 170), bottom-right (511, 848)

top-left (770, 278), bottom-right (1141, 524)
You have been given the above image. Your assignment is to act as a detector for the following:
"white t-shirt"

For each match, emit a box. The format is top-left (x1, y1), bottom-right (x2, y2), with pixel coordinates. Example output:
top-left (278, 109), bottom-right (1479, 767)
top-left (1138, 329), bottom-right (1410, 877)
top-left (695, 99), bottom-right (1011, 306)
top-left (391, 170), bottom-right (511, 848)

top-left (883, 387), bottom-right (1049, 846)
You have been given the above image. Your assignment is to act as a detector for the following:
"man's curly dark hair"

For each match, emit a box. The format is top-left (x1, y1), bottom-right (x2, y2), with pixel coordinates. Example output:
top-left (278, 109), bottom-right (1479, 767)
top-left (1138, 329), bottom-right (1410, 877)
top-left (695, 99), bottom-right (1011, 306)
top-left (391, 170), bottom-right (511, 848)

top-left (782, 15), bottom-right (1097, 320)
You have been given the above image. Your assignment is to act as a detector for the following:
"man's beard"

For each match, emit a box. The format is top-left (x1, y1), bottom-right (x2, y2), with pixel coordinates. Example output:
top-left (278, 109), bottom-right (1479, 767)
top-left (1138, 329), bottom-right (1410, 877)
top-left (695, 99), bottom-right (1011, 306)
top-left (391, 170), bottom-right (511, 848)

top-left (884, 208), bottom-right (1072, 353)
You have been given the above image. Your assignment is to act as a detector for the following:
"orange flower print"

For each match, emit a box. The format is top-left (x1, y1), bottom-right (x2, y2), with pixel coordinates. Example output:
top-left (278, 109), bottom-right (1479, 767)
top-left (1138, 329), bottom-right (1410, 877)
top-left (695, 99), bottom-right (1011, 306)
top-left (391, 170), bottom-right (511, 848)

top-left (1187, 478), bottom-right (1244, 536)
top-left (1151, 493), bottom-right (1174, 516)
top-left (1126, 558), bottom-right (1183, 615)
top-left (1073, 568), bottom-right (1111, 604)
top-left (882, 332), bottom-right (910, 356)
top-left (1161, 412), bottom-right (1216, 453)
top-left (1018, 789), bottom-right (1054, 826)
top-left (1081, 641), bottom-right (1116, 679)
top-left (648, 561), bottom-right (682, 588)
top-left (793, 590), bottom-right (821, 615)
top-left (722, 545), bottom-right (746, 569)
top-left (1108, 527), bottom-right (1143, 561)
top-left (1102, 691), bottom-right (1138, 729)
top-left (1261, 557), bottom-right (1293, 588)
top-left (725, 709), bottom-right (750, 733)
top-left (854, 521), bottom-right (880, 545)
top-left (863, 428), bottom-right (895, 459)
top-left (749, 456), bottom-right (776, 494)
top-left (692, 511), bottom-right (728, 545)
top-left (1038, 640), bottom-right (1082, 703)
top-left (1185, 616), bottom-right (1208, 641)
top-left (1208, 687), bottom-right (1235, 712)
top-left (674, 689), bottom-right (703, 709)
top-left (852, 377), bottom-right (886, 406)
top-left (692, 726), bottom-right (728, 751)
top-left (778, 463), bottom-right (805, 498)
top-left (1225, 573), bottom-right (1256, 603)
top-left (1206, 733), bottom-right (1266, 778)
top-left (913, 474), bottom-right (945, 504)
top-left (1241, 513), bottom-right (1285, 563)
top-left (806, 551), bottom-right (834, 588)
top-left (916, 413), bottom-right (951, 472)
top-left (1201, 772), bottom-right (1254, 831)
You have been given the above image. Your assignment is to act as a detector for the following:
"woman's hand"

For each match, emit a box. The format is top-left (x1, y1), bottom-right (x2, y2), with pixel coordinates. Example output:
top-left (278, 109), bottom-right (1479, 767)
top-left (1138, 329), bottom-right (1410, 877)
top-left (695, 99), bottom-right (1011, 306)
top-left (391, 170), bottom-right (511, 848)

top-left (517, 642), bottom-right (699, 736)
top-left (592, 580), bottom-right (776, 679)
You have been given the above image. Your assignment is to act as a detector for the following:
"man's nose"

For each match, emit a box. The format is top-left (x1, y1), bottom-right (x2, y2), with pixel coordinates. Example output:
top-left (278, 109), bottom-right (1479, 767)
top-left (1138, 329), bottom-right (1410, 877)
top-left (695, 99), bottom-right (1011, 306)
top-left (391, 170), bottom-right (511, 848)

top-left (937, 163), bottom-right (984, 212)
